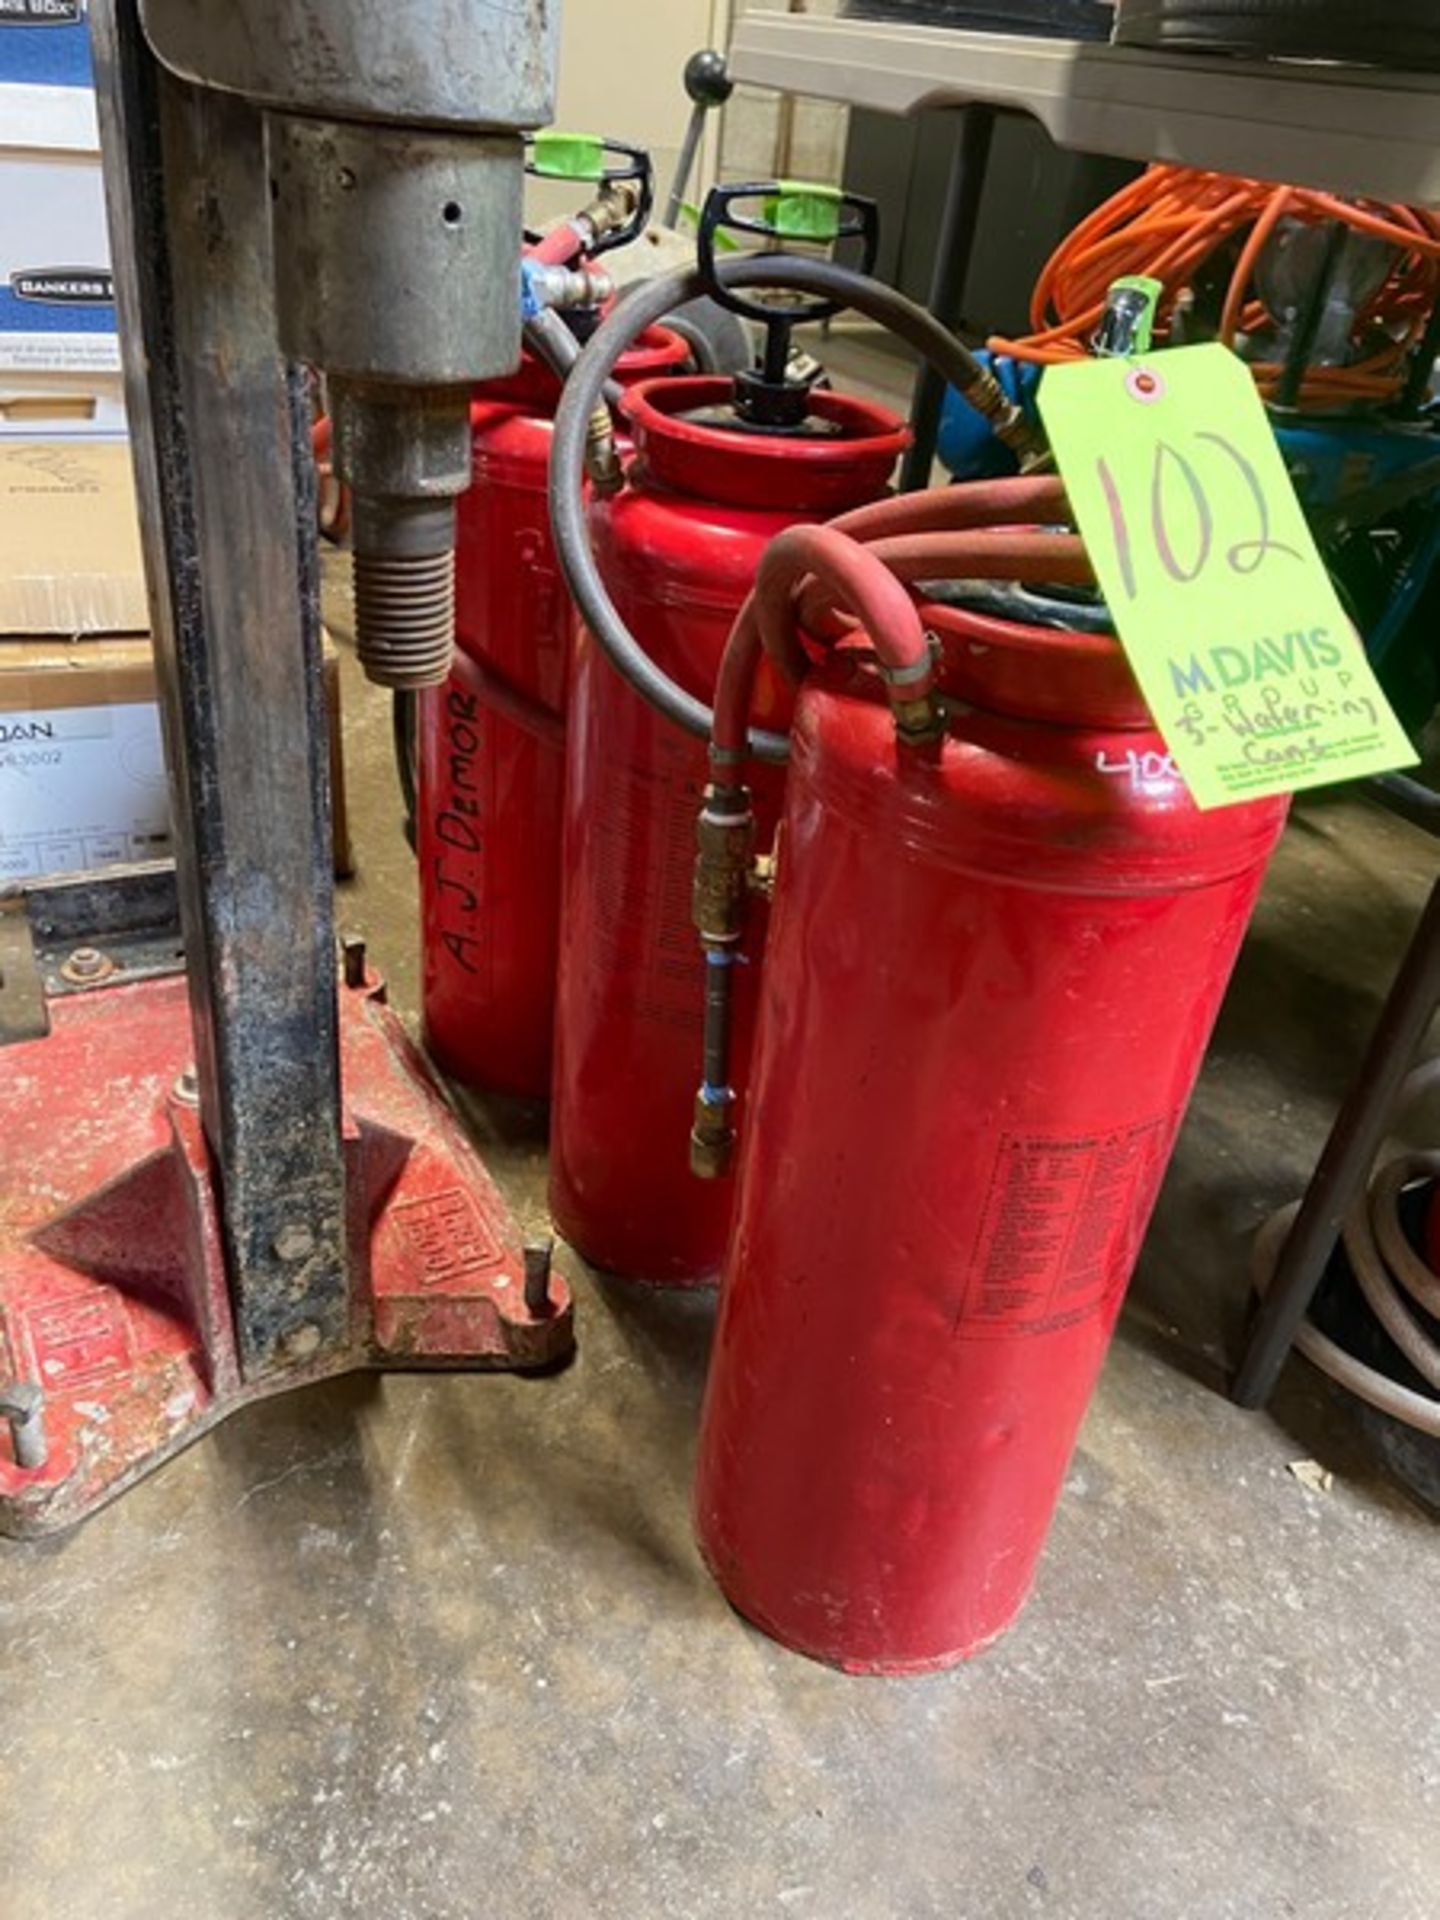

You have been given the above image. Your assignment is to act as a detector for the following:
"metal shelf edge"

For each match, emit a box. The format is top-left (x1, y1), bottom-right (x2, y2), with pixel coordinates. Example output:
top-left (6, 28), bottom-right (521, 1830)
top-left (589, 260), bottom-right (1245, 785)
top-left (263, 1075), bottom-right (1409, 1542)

top-left (729, 16), bottom-right (1440, 205)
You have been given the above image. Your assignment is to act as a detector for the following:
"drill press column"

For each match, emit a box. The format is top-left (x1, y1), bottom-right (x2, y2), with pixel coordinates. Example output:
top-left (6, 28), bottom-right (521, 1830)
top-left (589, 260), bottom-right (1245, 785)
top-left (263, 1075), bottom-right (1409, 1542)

top-left (140, 0), bottom-right (559, 688)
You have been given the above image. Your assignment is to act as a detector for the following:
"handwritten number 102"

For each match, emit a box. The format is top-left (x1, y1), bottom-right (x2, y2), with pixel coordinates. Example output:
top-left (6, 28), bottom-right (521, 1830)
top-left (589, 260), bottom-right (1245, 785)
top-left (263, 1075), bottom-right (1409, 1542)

top-left (1096, 430), bottom-right (1305, 601)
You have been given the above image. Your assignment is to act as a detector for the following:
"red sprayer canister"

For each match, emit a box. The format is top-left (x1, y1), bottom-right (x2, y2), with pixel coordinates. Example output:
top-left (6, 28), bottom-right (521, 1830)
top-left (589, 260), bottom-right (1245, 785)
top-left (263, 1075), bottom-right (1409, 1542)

top-left (692, 498), bottom-right (1288, 1672)
top-left (417, 326), bottom-right (690, 1100)
top-left (547, 373), bottom-right (908, 1279)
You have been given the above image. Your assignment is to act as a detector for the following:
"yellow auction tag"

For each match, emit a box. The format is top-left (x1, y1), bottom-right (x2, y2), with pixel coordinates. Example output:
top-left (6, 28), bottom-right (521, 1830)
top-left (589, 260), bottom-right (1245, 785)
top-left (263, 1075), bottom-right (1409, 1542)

top-left (1037, 343), bottom-right (1416, 810)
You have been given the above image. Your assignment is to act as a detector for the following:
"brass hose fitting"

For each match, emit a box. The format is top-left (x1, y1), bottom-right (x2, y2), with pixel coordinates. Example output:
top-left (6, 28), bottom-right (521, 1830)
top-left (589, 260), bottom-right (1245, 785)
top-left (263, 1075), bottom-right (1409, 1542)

top-left (693, 785), bottom-right (757, 947)
top-left (584, 404), bottom-right (624, 496)
top-left (691, 1083), bottom-right (736, 1182)
top-left (690, 782), bottom-right (756, 1180)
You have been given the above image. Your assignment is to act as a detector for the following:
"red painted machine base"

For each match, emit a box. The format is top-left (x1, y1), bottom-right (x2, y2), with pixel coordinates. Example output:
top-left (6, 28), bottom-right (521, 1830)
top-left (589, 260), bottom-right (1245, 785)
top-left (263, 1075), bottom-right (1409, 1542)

top-left (0, 967), bottom-right (573, 1537)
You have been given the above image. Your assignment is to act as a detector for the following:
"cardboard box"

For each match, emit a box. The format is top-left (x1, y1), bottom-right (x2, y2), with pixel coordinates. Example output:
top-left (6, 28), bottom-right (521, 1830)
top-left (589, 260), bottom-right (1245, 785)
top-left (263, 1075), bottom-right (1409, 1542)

top-left (0, 5), bottom-right (123, 432)
top-left (0, 148), bottom-right (117, 380)
top-left (0, 0), bottom-right (99, 152)
top-left (0, 367), bottom-right (126, 438)
top-left (0, 2), bottom-right (115, 381)
top-left (0, 637), bottom-right (354, 883)
top-left (0, 435), bottom-right (352, 882)
top-left (0, 438), bottom-right (147, 635)
top-left (0, 635), bottom-right (170, 881)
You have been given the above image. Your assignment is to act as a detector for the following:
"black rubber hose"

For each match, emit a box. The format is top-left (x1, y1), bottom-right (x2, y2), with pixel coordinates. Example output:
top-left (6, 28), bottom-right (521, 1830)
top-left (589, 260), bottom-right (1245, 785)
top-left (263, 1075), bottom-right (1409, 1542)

top-left (524, 309), bottom-right (624, 409)
top-left (392, 689), bottom-right (418, 850)
top-left (524, 308), bottom-right (581, 381)
top-left (549, 253), bottom-right (1035, 764)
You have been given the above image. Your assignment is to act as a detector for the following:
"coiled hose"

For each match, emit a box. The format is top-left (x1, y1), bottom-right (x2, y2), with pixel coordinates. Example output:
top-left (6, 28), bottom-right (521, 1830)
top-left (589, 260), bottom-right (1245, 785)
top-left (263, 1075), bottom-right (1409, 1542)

top-left (991, 163), bottom-right (1440, 410)
top-left (548, 253), bottom-right (1040, 763)
top-left (1254, 1061), bottom-right (1440, 1435)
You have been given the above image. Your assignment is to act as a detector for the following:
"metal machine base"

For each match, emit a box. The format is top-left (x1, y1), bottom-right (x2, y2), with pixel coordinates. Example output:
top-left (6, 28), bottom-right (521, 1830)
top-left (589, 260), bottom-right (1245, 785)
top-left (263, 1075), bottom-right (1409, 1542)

top-left (0, 963), bottom-right (572, 1538)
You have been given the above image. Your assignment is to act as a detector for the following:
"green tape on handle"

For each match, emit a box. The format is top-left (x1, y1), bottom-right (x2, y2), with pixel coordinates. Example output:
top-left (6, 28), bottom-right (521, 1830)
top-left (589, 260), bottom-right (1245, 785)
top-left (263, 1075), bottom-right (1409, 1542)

top-left (762, 179), bottom-right (842, 242)
top-left (531, 130), bottom-right (605, 183)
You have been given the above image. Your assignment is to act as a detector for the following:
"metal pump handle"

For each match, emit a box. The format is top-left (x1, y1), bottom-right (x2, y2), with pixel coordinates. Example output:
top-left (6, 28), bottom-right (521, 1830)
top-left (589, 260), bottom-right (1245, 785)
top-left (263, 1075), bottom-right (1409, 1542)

top-left (525, 132), bottom-right (655, 254)
top-left (696, 181), bottom-right (879, 332)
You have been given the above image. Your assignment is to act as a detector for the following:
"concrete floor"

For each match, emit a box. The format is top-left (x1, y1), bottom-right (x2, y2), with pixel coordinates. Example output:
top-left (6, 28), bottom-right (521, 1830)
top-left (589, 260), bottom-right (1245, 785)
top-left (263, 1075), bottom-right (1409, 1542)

top-left (6, 546), bottom-right (1440, 1919)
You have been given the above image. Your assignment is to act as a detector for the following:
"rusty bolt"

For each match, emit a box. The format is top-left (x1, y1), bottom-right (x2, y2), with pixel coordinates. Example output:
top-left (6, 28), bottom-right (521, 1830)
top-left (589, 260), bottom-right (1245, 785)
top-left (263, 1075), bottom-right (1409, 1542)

top-left (173, 1066), bottom-right (200, 1107)
top-left (280, 1322), bottom-right (322, 1363)
top-left (61, 945), bottom-right (114, 985)
top-left (0, 1381), bottom-right (47, 1472)
top-left (523, 1240), bottom-right (555, 1319)
top-left (342, 935), bottom-right (367, 990)
top-left (273, 1223), bottom-right (316, 1265)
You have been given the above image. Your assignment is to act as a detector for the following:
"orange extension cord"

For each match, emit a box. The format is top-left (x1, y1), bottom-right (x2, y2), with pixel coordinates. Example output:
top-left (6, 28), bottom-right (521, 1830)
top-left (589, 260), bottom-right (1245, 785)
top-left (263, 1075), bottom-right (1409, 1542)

top-left (988, 164), bottom-right (1440, 410)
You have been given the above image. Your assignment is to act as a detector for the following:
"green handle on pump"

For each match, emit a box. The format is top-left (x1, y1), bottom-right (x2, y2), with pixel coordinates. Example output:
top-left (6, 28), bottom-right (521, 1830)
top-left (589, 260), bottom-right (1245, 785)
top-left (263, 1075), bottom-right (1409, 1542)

top-left (530, 130), bottom-right (607, 183)
top-left (762, 180), bottom-right (844, 243)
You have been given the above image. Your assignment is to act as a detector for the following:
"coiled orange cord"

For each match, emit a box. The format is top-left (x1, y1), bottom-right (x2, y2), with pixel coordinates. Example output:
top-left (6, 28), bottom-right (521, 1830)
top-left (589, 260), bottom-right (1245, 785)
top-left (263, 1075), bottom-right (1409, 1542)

top-left (988, 164), bottom-right (1440, 410)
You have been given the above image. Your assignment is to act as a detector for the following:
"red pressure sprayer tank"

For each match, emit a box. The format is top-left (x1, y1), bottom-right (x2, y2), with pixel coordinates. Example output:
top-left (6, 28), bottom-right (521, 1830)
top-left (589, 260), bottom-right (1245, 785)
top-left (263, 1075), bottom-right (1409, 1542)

top-left (548, 377), bottom-right (908, 1278)
top-left (548, 181), bottom-right (908, 1280)
top-left (694, 555), bottom-right (1287, 1672)
top-left (418, 326), bottom-right (689, 1098)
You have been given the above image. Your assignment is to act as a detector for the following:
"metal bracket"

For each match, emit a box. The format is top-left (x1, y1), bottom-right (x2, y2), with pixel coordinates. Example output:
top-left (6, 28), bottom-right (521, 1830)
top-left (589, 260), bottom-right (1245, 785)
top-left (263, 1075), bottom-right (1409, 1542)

top-left (0, 905), bottom-right (46, 1048)
top-left (29, 860), bottom-right (183, 995)
top-left (0, 862), bottom-right (183, 1045)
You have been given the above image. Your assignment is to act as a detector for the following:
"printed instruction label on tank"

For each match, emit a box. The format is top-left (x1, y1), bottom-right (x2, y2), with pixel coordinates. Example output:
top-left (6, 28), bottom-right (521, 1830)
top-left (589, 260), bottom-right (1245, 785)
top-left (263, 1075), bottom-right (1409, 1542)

top-left (959, 1115), bottom-right (1175, 1339)
top-left (1038, 343), bottom-right (1415, 809)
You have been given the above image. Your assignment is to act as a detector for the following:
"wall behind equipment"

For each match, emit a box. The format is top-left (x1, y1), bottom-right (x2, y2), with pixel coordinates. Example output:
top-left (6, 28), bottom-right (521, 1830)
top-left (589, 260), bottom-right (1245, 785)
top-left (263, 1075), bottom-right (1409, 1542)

top-left (529, 0), bottom-right (735, 224)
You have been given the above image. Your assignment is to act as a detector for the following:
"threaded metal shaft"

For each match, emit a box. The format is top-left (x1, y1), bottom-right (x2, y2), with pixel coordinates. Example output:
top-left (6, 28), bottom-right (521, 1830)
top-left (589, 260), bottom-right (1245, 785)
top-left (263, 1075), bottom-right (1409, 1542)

top-left (352, 548), bottom-right (455, 690)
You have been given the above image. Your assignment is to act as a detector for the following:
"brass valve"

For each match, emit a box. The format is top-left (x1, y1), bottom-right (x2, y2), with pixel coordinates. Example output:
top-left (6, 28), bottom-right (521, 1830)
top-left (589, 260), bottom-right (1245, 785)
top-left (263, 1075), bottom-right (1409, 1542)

top-left (690, 1086), bottom-right (736, 1181)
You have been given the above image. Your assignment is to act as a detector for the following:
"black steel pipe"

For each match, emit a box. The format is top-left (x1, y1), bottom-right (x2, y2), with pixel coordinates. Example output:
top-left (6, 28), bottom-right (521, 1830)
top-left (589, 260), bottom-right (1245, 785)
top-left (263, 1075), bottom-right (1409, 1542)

top-left (899, 106), bottom-right (996, 493)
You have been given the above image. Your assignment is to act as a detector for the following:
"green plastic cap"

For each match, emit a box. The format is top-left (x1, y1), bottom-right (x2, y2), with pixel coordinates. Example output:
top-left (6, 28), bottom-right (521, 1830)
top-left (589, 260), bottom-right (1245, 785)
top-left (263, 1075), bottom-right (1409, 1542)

top-left (531, 130), bottom-right (605, 183)
top-left (762, 179), bottom-right (842, 242)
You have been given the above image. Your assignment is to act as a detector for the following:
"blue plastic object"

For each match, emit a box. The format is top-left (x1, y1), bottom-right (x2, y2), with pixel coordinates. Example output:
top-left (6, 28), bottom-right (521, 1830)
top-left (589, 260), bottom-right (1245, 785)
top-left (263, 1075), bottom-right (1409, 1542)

top-left (936, 359), bottom-right (1440, 712)
top-left (1271, 417), bottom-right (1440, 515)
top-left (936, 352), bottom-right (1042, 482)
top-left (938, 358), bottom-right (1439, 514)
top-left (1370, 513), bottom-right (1440, 669)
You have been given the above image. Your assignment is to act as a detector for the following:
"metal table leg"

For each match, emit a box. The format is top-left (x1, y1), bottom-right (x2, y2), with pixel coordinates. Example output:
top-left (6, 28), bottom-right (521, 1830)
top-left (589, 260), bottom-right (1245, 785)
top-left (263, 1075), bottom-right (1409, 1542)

top-left (898, 104), bottom-right (996, 495)
top-left (1232, 869), bottom-right (1440, 1409)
